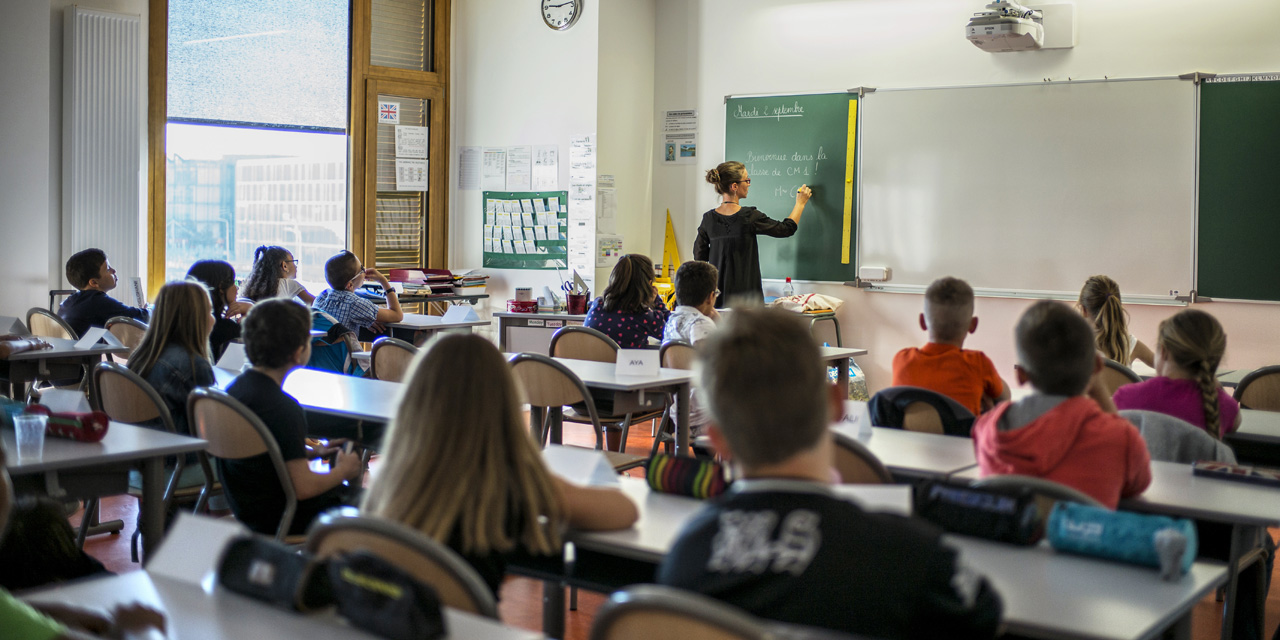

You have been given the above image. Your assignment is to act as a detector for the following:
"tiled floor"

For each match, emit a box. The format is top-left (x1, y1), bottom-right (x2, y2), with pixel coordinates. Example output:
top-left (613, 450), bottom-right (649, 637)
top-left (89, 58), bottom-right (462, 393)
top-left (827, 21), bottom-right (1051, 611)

top-left (66, 418), bottom-right (1280, 639)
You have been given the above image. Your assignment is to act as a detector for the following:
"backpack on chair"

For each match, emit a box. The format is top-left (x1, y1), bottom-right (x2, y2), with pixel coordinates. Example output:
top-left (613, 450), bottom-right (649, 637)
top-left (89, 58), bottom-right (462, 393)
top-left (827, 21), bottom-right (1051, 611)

top-left (308, 310), bottom-right (365, 377)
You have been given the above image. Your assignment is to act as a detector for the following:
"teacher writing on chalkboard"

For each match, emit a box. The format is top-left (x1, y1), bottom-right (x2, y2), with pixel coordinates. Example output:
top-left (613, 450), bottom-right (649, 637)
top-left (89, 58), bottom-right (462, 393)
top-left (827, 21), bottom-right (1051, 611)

top-left (694, 160), bottom-right (812, 306)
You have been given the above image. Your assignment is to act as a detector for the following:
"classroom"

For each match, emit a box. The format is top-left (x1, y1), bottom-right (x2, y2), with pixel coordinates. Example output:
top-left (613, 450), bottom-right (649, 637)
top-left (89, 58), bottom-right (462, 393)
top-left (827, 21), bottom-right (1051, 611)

top-left (3, 0), bottom-right (1280, 639)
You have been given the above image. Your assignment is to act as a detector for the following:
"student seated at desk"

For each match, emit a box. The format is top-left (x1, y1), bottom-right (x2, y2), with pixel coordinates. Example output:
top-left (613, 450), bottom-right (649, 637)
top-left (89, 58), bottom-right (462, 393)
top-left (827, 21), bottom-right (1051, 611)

top-left (663, 260), bottom-right (719, 443)
top-left (892, 277), bottom-right (1009, 415)
top-left (185, 260), bottom-right (252, 361)
top-left (312, 251), bottom-right (402, 340)
top-left (1113, 308), bottom-right (1240, 438)
top-left (0, 446), bottom-right (168, 640)
top-left (585, 253), bottom-right (669, 349)
top-left (221, 300), bottom-right (363, 536)
top-left (1078, 275), bottom-right (1155, 368)
top-left (657, 308), bottom-right (1003, 639)
top-left (363, 334), bottom-right (638, 597)
top-left (239, 245), bottom-right (316, 305)
top-left (973, 301), bottom-right (1151, 509)
top-left (58, 248), bottom-right (149, 338)
top-left (126, 281), bottom-right (216, 438)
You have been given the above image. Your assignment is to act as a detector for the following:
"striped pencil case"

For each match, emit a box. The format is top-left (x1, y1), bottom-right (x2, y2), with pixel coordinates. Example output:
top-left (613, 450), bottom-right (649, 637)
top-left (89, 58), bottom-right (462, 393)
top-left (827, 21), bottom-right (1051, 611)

top-left (645, 454), bottom-right (729, 499)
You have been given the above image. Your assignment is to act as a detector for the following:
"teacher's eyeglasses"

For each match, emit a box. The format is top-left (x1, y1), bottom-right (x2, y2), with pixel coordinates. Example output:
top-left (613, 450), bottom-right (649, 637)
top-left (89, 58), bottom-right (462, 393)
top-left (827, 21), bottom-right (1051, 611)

top-left (736, 179), bottom-right (751, 185)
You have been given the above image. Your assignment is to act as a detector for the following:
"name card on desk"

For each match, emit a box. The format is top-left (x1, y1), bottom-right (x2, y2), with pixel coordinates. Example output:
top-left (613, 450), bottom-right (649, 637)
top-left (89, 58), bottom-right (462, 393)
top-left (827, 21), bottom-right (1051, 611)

top-left (616, 349), bottom-right (659, 377)
top-left (542, 445), bottom-right (619, 487)
top-left (40, 388), bottom-right (91, 414)
top-left (73, 327), bottom-right (123, 350)
top-left (0, 316), bottom-right (26, 336)
top-left (441, 304), bottom-right (480, 323)
top-left (215, 342), bottom-right (248, 372)
top-left (832, 400), bottom-right (873, 442)
top-left (148, 513), bottom-right (249, 586)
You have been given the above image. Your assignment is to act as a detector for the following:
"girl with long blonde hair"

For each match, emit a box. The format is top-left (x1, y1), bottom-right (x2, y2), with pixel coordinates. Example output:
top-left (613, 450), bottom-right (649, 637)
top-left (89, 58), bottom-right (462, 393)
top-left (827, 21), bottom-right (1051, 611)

top-left (1077, 275), bottom-right (1155, 368)
top-left (362, 334), bottom-right (638, 595)
top-left (127, 280), bottom-right (216, 437)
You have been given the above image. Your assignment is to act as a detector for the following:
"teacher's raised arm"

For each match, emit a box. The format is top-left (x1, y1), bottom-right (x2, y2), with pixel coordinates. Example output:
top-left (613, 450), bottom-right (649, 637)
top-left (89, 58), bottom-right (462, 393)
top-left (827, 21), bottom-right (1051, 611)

top-left (693, 161), bottom-right (811, 307)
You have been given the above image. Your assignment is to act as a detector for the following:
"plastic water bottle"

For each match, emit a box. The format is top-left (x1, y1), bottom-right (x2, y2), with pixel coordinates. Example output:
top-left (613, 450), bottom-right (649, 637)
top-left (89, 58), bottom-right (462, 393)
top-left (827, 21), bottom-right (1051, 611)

top-left (782, 277), bottom-right (794, 297)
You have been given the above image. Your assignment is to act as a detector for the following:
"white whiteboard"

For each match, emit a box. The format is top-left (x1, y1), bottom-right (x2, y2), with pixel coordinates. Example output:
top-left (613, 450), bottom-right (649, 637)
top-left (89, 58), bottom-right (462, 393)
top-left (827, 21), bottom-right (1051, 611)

top-left (858, 78), bottom-right (1196, 300)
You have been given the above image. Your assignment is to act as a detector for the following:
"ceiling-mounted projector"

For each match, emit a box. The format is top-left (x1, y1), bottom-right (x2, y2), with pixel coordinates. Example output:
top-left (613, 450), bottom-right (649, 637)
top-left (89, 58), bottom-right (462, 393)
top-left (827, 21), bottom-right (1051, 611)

top-left (967, 0), bottom-right (1044, 52)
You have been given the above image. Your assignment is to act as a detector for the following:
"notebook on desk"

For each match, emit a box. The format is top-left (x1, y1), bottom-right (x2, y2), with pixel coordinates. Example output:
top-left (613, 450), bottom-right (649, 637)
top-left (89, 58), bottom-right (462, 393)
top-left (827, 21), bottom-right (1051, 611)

top-left (1192, 460), bottom-right (1280, 487)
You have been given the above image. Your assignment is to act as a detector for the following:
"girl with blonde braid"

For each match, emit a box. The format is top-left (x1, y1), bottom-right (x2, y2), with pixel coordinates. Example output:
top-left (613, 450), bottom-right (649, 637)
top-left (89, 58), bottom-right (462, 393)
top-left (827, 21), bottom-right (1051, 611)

top-left (1112, 309), bottom-right (1240, 438)
top-left (1077, 275), bottom-right (1155, 368)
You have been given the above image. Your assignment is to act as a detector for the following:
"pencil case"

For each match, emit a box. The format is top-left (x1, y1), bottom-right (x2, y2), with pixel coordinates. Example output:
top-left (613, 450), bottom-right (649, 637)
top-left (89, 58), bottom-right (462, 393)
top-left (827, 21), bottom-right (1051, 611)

top-left (1046, 502), bottom-right (1197, 581)
top-left (23, 405), bottom-right (110, 443)
top-left (914, 481), bottom-right (1040, 545)
top-left (646, 454), bottom-right (730, 499)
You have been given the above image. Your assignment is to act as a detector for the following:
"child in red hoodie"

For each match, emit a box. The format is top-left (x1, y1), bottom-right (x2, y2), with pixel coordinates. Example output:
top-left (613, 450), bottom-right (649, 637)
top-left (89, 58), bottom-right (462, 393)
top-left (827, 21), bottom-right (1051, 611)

top-left (973, 300), bottom-right (1151, 509)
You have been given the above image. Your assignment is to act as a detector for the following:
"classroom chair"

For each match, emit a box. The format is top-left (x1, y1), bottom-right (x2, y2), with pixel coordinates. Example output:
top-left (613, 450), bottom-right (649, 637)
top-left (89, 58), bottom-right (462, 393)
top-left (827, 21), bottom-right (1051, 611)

top-left (549, 326), bottom-right (666, 453)
top-left (306, 511), bottom-right (499, 619)
top-left (832, 433), bottom-right (893, 484)
top-left (26, 307), bottom-right (76, 340)
top-left (369, 336), bottom-right (417, 383)
top-left (867, 387), bottom-right (975, 437)
top-left (1098, 358), bottom-right (1142, 397)
top-left (591, 585), bottom-right (865, 640)
top-left (509, 352), bottom-right (647, 472)
top-left (971, 475), bottom-right (1103, 533)
top-left (1119, 409), bottom-right (1237, 464)
top-left (104, 316), bottom-right (147, 355)
top-left (648, 340), bottom-right (697, 458)
top-left (188, 387), bottom-right (304, 543)
top-left (91, 361), bottom-right (221, 560)
top-left (1233, 365), bottom-right (1280, 412)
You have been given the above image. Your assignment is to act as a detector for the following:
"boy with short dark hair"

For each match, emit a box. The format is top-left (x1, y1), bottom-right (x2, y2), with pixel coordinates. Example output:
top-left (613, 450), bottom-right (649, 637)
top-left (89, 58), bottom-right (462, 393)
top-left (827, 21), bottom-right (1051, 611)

top-left (658, 307), bottom-right (1003, 639)
top-left (220, 299), bottom-right (363, 536)
top-left (973, 300), bottom-right (1151, 509)
top-left (663, 260), bottom-right (720, 345)
top-left (892, 276), bottom-right (1009, 414)
top-left (58, 248), bottom-right (149, 337)
top-left (312, 250), bottom-right (402, 338)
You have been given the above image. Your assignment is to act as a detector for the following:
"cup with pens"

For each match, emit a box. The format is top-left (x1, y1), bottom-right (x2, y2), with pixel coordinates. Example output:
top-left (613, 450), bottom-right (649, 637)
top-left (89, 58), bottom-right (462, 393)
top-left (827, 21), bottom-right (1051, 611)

top-left (564, 273), bottom-right (589, 315)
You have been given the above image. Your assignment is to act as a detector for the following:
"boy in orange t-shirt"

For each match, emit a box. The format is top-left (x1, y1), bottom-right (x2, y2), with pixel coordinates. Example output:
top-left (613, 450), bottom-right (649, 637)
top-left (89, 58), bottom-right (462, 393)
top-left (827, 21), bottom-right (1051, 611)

top-left (892, 277), bottom-right (1009, 415)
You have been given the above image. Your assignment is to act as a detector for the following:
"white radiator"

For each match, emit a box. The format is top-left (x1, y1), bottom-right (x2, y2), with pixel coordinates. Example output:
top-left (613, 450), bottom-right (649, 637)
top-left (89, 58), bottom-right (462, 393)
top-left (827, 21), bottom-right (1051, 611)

top-left (63, 7), bottom-right (143, 289)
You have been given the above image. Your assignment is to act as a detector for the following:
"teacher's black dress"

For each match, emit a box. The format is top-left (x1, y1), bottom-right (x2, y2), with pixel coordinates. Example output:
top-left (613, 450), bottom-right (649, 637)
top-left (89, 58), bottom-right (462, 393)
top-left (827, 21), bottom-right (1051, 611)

top-left (693, 206), bottom-right (798, 306)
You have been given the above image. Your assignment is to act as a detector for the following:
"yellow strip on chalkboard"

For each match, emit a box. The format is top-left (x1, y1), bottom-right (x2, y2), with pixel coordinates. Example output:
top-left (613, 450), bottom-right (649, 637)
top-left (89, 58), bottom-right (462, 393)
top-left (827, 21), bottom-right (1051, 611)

top-left (842, 100), bottom-right (857, 264)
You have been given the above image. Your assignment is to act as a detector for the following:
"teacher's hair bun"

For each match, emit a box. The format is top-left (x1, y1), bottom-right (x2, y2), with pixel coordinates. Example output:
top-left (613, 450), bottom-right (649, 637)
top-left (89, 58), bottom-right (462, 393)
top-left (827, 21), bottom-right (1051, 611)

top-left (705, 168), bottom-right (720, 184)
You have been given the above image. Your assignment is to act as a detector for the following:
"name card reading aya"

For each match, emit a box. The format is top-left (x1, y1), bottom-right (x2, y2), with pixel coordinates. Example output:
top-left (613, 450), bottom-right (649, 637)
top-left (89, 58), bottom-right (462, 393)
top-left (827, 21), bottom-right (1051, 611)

top-left (615, 349), bottom-right (659, 377)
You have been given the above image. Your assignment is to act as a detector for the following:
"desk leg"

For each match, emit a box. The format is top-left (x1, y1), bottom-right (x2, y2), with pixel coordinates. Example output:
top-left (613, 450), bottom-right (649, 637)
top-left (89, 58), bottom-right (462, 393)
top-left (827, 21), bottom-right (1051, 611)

top-left (1170, 612), bottom-right (1192, 640)
top-left (498, 318), bottom-right (509, 352)
top-left (139, 457), bottom-right (165, 565)
top-left (1220, 524), bottom-right (1266, 640)
top-left (542, 580), bottom-right (565, 639)
top-left (550, 407), bottom-right (564, 446)
top-left (675, 383), bottom-right (691, 457)
top-left (530, 406), bottom-right (546, 444)
top-left (836, 357), bottom-right (850, 394)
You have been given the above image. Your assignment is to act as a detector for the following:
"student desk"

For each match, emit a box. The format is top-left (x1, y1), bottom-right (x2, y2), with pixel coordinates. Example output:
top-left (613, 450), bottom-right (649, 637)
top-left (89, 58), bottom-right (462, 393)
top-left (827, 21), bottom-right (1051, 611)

top-left (3, 336), bottom-right (131, 392)
top-left (495, 311), bottom-right (586, 355)
top-left (213, 367), bottom-right (401, 423)
top-left (2, 422), bottom-right (206, 561)
top-left (859, 426), bottom-right (978, 479)
top-left (22, 570), bottom-right (542, 640)
top-left (1224, 408), bottom-right (1280, 448)
top-left (556, 477), bottom-right (1224, 640)
top-left (387, 313), bottom-right (491, 340)
top-left (1217, 368), bottom-right (1250, 389)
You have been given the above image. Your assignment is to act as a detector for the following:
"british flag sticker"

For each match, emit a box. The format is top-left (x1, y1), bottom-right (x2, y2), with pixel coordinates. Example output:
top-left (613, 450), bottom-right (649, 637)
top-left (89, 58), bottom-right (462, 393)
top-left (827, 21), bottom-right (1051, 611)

top-left (378, 101), bottom-right (400, 125)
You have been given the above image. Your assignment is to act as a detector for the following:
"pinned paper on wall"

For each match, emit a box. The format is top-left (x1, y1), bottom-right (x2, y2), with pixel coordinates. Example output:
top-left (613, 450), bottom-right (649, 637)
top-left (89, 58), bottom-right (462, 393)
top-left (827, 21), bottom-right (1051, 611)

top-left (459, 146), bottom-right (481, 190)
top-left (506, 145), bottom-right (533, 191)
top-left (597, 233), bottom-right (624, 267)
top-left (395, 159), bottom-right (428, 191)
top-left (394, 125), bottom-right (428, 158)
top-left (533, 145), bottom-right (559, 190)
top-left (378, 101), bottom-right (400, 124)
top-left (482, 148), bottom-right (507, 190)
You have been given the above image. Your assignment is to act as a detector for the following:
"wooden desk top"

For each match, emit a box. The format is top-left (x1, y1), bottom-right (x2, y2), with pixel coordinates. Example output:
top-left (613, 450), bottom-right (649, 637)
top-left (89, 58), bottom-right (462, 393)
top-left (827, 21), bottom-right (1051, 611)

top-left (3, 422), bottom-right (206, 475)
top-left (24, 571), bottom-right (541, 640)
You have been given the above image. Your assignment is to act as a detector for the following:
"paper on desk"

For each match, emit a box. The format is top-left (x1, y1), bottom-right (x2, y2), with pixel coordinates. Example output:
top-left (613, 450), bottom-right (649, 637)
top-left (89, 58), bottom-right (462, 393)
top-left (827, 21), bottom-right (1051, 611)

top-left (543, 445), bottom-right (619, 487)
top-left (831, 400), bottom-right (873, 442)
top-left (441, 304), bottom-right (479, 323)
top-left (215, 342), bottom-right (248, 372)
top-left (833, 485), bottom-right (912, 516)
top-left (148, 513), bottom-right (249, 586)
top-left (73, 327), bottom-right (123, 350)
top-left (40, 388), bottom-right (90, 413)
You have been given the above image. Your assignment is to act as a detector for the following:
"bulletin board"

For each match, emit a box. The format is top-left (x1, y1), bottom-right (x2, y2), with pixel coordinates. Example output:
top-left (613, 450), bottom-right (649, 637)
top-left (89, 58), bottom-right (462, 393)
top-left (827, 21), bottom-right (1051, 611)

top-left (481, 190), bottom-right (569, 270)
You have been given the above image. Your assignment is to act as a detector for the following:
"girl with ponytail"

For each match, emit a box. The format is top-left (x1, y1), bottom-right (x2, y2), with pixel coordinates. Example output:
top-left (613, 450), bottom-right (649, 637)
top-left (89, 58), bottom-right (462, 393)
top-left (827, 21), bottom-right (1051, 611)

top-left (1113, 309), bottom-right (1240, 438)
top-left (239, 245), bottom-right (316, 304)
top-left (1078, 275), bottom-right (1154, 367)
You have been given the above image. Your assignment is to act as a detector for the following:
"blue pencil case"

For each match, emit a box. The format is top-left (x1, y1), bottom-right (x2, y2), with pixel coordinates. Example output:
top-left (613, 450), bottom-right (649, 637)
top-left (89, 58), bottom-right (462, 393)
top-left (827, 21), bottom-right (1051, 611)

top-left (1046, 502), bottom-right (1197, 580)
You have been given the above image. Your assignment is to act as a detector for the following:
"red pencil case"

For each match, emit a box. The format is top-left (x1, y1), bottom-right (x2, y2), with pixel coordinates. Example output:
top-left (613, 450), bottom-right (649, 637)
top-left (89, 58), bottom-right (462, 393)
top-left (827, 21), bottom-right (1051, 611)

top-left (23, 405), bottom-right (110, 443)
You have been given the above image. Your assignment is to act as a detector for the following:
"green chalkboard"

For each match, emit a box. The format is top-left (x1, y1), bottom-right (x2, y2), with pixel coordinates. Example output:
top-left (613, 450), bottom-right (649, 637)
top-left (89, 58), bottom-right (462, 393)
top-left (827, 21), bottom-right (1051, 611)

top-left (1198, 77), bottom-right (1280, 301)
top-left (725, 93), bottom-right (857, 282)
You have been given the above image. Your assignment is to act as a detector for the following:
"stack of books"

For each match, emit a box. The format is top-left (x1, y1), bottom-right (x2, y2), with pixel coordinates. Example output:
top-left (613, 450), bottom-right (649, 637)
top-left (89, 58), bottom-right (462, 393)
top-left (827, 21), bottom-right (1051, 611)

top-left (452, 270), bottom-right (489, 295)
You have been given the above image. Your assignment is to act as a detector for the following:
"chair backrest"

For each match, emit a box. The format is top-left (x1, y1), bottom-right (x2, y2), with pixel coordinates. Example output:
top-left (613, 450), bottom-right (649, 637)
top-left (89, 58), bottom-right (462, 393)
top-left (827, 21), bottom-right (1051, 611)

top-left (1098, 358), bottom-right (1142, 396)
top-left (188, 387), bottom-right (297, 540)
top-left (1234, 365), bottom-right (1280, 412)
top-left (92, 361), bottom-right (175, 433)
top-left (972, 474), bottom-right (1105, 530)
top-left (590, 585), bottom-right (772, 640)
top-left (550, 326), bottom-right (619, 363)
top-left (1120, 409), bottom-right (1237, 464)
top-left (105, 316), bottom-right (148, 353)
top-left (509, 352), bottom-right (602, 448)
top-left (369, 336), bottom-right (417, 382)
top-left (26, 307), bottom-right (76, 340)
top-left (902, 401), bottom-right (945, 435)
top-left (832, 432), bottom-right (893, 484)
top-left (306, 512), bottom-right (499, 619)
top-left (659, 340), bottom-right (697, 371)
